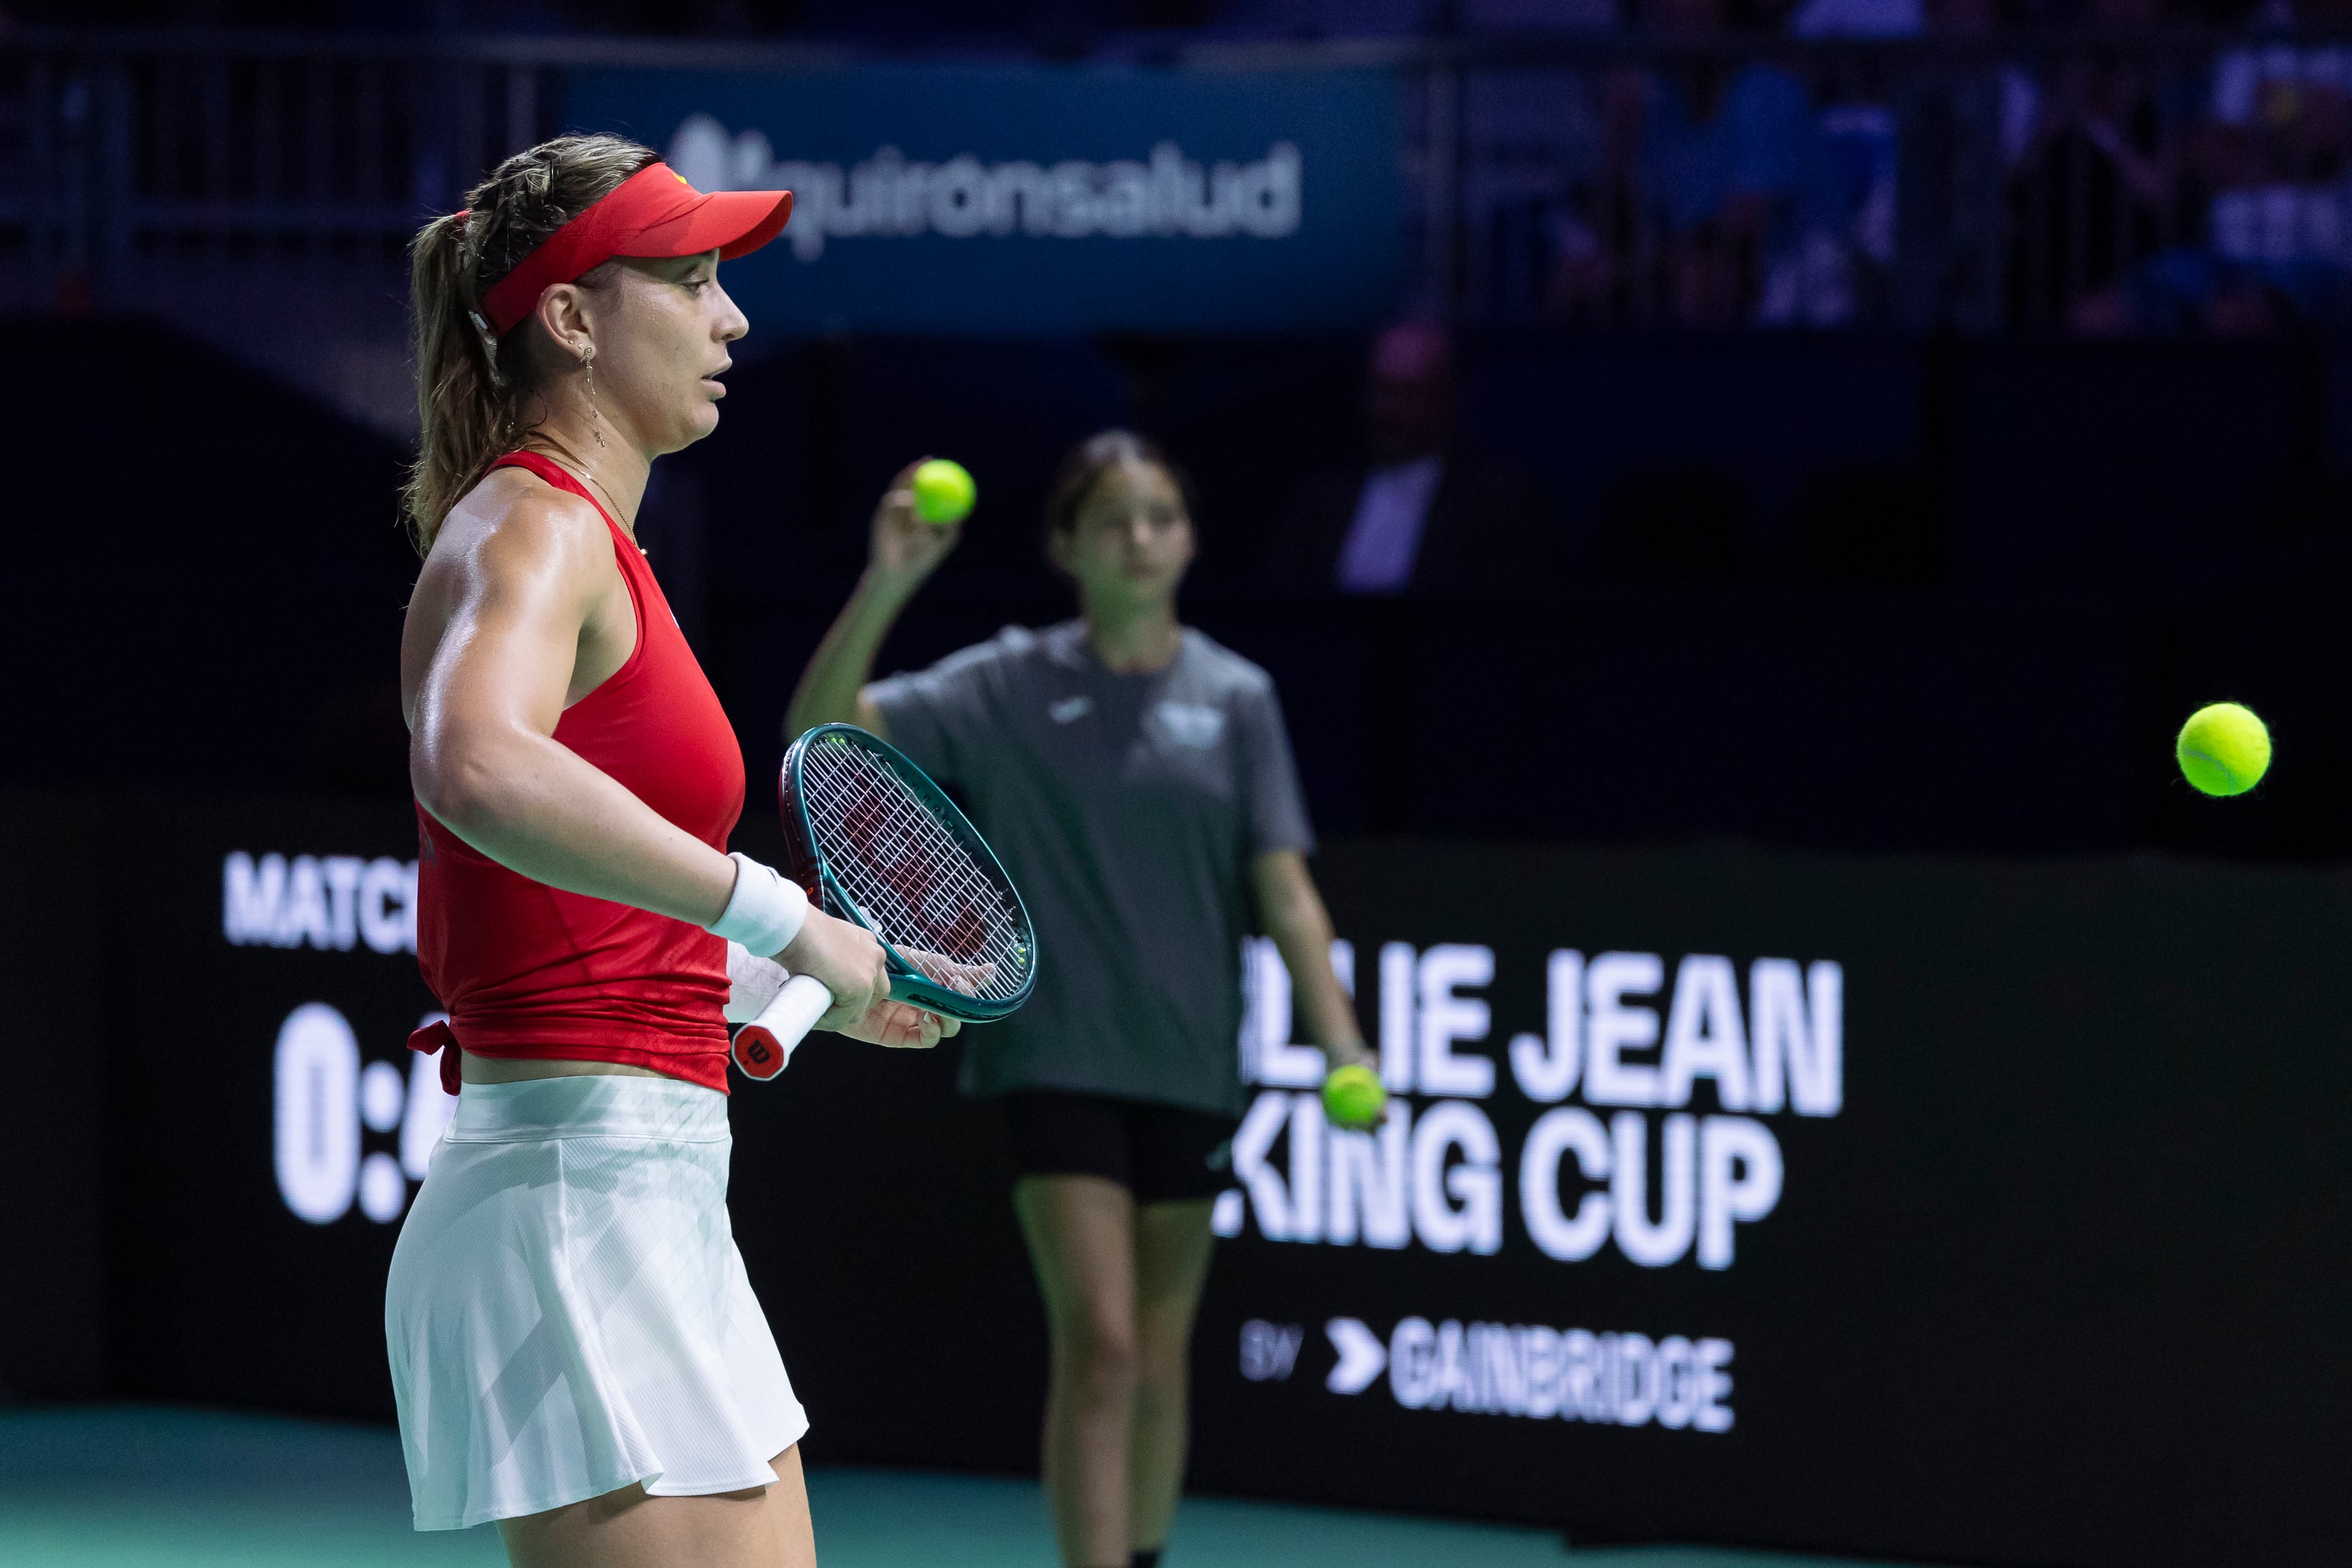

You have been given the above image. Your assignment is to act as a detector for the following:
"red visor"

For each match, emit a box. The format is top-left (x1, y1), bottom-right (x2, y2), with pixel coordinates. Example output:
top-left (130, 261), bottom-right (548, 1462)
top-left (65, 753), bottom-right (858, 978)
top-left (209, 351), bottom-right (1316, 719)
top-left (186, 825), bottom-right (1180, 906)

top-left (476, 161), bottom-right (793, 336)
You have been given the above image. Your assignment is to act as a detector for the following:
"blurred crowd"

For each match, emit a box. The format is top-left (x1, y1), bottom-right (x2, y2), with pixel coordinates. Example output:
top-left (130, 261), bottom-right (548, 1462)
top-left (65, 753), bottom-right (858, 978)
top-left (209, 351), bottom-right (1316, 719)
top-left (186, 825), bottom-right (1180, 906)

top-left (0, 0), bottom-right (2308, 37)
top-left (1506, 0), bottom-right (2352, 335)
top-left (17, 0), bottom-right (2352, 334)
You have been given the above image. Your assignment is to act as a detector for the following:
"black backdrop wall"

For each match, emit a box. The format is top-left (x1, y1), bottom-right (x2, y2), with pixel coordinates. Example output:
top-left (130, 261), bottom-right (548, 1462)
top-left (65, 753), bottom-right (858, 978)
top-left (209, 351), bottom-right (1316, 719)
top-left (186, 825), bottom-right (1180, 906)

top-left (14, 319), bottom-right (2352, 860)
top-left (11, 789), bottom-right (2344, 1567)
top-left (0, 801), bottom-right (108, 1400)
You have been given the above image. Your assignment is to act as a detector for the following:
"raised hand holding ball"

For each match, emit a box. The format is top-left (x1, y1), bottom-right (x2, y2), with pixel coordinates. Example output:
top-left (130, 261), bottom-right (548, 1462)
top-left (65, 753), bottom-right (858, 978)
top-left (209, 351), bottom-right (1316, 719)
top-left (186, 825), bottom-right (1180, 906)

top-left (911, 459), bottom-right (977, 526)
top-left (870, 458), bottom-right (968, 586)
top-left (1322, 1063), bottom-right (1387, 1131)
top-left (2176, 702), bottom-right (2271, 797)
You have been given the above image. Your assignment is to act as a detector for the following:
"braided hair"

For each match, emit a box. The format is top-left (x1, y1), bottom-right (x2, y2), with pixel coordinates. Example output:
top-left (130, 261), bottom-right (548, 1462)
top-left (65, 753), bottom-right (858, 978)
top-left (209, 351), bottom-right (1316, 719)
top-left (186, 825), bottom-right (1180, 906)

top-left (402, 134), bottom-right (658, 551)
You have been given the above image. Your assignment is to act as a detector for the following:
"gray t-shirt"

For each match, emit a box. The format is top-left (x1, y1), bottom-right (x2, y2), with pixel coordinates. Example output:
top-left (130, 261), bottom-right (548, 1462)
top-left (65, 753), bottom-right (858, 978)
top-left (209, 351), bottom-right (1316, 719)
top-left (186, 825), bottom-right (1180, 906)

top-left (866, 620), bottom-right (1312, 1117)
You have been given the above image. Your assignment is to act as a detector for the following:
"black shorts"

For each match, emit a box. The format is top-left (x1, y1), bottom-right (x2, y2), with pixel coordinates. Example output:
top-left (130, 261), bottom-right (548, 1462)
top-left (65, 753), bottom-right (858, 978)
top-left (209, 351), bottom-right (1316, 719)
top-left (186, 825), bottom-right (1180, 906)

top-left (1001, 1091), bottom-right (1241, 1206)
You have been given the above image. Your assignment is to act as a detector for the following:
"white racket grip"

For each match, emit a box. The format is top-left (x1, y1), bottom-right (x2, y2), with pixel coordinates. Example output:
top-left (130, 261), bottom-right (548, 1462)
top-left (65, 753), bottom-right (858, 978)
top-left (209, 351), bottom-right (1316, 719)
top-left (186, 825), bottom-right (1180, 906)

top-left (732, 974), bottom-right (832, 1081)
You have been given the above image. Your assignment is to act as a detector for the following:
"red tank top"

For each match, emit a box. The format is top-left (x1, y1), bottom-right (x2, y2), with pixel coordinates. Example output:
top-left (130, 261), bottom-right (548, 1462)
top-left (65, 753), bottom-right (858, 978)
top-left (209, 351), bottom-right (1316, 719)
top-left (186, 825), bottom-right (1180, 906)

top-left (408, 451), bottom-right (745, 1094)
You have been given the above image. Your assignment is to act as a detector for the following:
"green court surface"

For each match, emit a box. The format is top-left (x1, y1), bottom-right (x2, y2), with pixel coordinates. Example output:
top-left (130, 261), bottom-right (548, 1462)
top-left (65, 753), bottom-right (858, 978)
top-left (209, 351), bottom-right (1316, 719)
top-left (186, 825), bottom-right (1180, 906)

top-left (0, 1406), bottom-right (1932, 1567)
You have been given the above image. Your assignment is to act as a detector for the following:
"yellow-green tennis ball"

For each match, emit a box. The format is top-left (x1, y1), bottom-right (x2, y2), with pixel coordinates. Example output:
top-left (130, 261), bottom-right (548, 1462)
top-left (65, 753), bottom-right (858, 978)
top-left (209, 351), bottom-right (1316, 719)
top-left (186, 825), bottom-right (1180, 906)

top-left (911, 459), bottom-right (975, 525)
top-left (1322, 1063), bottom-right (1387, 1130)
top-left (2176, 702), bottom-right (2271, 797)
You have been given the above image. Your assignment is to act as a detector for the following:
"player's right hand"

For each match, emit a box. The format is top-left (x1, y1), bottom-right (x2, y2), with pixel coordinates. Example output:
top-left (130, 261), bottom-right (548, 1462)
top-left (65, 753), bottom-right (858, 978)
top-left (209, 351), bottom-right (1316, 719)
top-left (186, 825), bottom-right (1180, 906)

top-left (775, 909), bottom-right (890, 1033)
top-left (868, 457), bottom-right (963, 586)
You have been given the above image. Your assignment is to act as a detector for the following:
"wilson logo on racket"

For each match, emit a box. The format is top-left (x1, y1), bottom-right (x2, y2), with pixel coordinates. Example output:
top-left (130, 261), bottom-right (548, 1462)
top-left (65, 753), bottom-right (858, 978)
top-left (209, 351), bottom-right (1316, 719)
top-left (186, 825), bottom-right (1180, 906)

top-left (731, 724), bottom-right (1039, 1080)
top-left (733, 1030), bottom-right (785, 1080)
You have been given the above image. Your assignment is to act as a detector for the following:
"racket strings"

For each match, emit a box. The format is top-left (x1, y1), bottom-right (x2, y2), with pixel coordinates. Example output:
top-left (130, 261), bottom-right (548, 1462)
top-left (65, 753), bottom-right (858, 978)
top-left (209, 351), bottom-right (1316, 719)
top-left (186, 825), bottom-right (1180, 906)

top-left (803, 740), bottom-right (1029, 1002)
top-left (822, 780), bottom-right (1022, 993)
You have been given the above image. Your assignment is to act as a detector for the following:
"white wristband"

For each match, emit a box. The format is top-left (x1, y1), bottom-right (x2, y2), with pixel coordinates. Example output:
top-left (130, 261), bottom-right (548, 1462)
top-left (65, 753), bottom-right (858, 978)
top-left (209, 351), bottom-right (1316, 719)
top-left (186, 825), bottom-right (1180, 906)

top-left (706, 853), bottom-right (809, 958)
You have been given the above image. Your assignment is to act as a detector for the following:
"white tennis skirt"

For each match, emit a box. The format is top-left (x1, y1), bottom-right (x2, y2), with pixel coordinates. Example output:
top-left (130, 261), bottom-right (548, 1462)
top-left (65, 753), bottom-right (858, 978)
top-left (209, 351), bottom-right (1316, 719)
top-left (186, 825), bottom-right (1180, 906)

top-left (385, 1073), bottom-right (808, 1531)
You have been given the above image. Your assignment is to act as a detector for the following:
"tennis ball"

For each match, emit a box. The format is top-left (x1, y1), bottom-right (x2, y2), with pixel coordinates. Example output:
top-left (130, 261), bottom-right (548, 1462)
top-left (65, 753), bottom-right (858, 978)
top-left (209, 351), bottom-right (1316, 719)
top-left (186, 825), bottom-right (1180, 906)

top-left (2176, 702), bottom-right (2271, 797)
top-left (1322, 1063), bottom-right (1387, 1131)
top-left (911, 459), bottom-right (975, 526)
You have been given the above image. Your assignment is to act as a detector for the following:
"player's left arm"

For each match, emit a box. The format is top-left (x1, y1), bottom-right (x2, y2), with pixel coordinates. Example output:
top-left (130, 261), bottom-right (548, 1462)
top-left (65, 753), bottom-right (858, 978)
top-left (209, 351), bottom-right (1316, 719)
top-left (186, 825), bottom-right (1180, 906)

top-left (1252, 849), bottom-right (1373, 1073)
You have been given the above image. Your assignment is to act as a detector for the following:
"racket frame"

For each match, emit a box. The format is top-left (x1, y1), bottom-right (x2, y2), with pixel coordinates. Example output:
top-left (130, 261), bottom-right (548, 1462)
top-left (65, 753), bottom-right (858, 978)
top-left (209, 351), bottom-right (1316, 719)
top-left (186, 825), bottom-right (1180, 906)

top-left (777, 723), bottom-right (1038, 1024)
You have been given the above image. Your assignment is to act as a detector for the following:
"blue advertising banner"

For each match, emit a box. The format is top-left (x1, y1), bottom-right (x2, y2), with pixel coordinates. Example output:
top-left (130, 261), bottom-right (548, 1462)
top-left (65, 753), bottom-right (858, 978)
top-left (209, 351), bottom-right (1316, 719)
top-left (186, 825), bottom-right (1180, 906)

top-left (562, 66), bottom-right (1405, 337)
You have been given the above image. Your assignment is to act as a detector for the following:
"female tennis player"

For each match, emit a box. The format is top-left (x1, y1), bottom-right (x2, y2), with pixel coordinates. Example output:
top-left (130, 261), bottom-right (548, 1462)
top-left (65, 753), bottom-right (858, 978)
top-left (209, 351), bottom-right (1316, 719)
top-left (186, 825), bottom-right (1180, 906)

top-left (386, 133), bottom-right (952, 1568)
top-left (788, 431), bottom-right (1373, 1568)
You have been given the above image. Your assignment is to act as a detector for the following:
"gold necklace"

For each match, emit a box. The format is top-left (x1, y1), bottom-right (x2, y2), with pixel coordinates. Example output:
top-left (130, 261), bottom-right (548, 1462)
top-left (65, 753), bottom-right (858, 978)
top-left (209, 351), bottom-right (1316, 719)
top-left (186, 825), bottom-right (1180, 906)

top-left (526, 442), bottom-right (644, 554)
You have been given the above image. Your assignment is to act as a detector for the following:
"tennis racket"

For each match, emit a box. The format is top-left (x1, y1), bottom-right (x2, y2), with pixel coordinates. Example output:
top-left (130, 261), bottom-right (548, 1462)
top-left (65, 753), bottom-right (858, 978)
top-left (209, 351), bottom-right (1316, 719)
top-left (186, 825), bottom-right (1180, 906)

top-left (732, 723), bottom-right (1039, 1079)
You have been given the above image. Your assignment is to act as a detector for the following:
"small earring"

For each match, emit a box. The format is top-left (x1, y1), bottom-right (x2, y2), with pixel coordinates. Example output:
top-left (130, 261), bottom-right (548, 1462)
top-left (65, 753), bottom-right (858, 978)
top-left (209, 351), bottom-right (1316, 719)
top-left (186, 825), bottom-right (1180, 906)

top-left (582, 344), bottom-right (605, 448)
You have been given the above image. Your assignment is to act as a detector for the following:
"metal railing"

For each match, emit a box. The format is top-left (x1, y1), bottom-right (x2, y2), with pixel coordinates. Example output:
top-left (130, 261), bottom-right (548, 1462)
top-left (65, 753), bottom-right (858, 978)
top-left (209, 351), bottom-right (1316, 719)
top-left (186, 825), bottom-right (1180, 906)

top-left (0, 26), bottom-right (2341, 337)
top-left (0, 34), bottom-right (566, 307)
